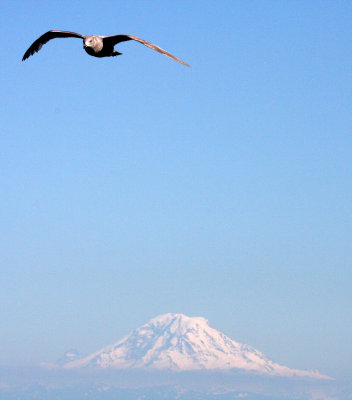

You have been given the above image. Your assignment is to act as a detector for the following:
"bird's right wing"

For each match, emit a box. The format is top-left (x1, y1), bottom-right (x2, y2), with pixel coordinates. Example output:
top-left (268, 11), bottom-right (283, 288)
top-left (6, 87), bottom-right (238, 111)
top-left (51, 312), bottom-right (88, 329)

top-left (22, 30), bottom-right (85, 61)
top-left (103, 34), bottom-right (191, 67)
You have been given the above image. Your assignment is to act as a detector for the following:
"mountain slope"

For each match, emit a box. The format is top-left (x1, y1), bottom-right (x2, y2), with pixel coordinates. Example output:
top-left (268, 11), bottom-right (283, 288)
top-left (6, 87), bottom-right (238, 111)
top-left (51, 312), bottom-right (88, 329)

top-left (62, 313), bottom-right (330, 379)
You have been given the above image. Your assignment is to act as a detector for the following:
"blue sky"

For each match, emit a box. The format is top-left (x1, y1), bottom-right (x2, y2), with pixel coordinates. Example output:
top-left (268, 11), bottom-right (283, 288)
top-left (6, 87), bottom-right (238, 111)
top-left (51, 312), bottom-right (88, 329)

top-left (1, 0), bottom-right (351, 380)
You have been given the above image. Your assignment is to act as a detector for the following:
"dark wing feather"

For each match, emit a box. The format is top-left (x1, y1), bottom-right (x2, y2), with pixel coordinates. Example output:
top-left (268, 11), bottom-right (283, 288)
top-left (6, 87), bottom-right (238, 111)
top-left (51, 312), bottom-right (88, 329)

top-left (22, 30), bottom-right (85, 61)
top-left (103, 34), bottom-right (190, 67)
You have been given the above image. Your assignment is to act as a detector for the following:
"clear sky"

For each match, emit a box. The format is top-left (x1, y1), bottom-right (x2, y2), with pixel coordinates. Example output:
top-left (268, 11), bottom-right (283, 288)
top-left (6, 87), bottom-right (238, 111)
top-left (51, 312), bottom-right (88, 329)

top-left (1, 0), bottom-right (351, 381)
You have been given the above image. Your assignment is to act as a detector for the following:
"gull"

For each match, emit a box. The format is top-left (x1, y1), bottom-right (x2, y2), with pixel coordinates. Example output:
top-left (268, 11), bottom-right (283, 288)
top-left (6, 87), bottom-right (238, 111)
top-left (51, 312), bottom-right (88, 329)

top-left (22, 30), bottom-right (190, 66)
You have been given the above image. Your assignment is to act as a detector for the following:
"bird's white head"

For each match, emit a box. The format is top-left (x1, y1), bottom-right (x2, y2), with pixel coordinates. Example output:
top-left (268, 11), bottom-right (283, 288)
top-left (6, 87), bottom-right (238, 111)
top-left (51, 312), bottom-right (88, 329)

top-left (83, 36), bottom-right (97, 48)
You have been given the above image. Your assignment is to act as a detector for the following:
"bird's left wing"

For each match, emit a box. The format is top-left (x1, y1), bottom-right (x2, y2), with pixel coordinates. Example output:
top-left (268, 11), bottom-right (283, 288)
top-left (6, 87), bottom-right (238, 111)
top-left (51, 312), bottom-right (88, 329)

top-left (22, 30), bottom-right (85, 61)
top-left (103, 34), bottom-right (190, 67)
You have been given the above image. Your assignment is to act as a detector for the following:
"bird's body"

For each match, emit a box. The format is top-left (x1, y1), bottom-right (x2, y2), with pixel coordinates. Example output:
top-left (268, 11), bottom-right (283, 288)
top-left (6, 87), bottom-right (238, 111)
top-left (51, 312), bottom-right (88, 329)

top-left (83, 35), bottom-right (122, 57)
top-left (22, 30), bottom-right (190, 66)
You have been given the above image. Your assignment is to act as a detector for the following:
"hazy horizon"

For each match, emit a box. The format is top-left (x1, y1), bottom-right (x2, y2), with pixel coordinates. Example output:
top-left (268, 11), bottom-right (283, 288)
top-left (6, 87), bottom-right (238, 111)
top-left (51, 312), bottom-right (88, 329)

top-left (1, 366), bottom-right (350, 400)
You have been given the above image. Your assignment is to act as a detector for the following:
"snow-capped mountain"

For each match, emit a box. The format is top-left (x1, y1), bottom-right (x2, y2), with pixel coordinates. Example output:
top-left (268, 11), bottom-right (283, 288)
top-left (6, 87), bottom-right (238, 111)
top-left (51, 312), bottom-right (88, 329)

top-left (62, 313), bottom-right (330, 379)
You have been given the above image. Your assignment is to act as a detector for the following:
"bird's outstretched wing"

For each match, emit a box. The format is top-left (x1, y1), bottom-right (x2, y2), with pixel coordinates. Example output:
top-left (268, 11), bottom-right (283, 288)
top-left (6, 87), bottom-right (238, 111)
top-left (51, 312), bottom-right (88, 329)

top-left (22, 30), bottom-right (85, 61)
top-left (103, 34), bottom-right (190, 67)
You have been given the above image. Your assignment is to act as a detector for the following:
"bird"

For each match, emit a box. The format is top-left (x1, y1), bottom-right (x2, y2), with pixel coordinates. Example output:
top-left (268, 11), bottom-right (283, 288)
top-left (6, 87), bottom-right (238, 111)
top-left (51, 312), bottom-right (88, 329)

top-left (22, 30), bottom-right (190, 66)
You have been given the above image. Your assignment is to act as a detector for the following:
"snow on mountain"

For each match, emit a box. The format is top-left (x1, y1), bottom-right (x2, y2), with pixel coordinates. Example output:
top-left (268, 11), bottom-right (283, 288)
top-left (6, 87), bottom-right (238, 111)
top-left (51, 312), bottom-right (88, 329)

top-left (62, 313), bottom-right (330, 379)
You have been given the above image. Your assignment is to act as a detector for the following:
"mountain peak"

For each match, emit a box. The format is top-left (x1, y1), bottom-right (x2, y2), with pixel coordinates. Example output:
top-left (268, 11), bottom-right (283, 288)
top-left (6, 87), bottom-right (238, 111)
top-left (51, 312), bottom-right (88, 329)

top-left (147, 313), bottom-right (209, 331)
top-left (61, 313), bottom-right (331, 380)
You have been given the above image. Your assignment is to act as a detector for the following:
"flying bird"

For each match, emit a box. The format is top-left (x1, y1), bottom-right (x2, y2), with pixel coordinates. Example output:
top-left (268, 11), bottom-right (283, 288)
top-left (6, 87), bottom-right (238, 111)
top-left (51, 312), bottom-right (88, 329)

top-left (22, 30), bottom-right (190, 66)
